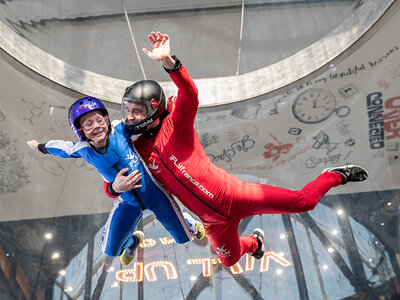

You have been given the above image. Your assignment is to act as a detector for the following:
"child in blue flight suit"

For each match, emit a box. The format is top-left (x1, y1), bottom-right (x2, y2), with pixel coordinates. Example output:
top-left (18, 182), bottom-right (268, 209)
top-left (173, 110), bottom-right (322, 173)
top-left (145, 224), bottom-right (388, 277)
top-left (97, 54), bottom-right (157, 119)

top-left (27, 96), bottom-right (204, 265)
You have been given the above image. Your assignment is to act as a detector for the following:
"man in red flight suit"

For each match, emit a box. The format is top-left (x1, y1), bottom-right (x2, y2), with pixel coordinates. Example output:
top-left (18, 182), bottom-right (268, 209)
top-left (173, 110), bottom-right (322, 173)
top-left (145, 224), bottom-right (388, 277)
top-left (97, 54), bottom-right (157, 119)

top-left (104, 31), bottom-right (368, 267)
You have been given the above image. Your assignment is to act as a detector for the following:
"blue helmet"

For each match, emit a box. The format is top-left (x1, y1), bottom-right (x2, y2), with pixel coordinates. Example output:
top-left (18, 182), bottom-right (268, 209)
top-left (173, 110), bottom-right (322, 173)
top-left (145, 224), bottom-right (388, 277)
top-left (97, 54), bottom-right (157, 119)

top-left (68, 96), bottom-right (111, 142)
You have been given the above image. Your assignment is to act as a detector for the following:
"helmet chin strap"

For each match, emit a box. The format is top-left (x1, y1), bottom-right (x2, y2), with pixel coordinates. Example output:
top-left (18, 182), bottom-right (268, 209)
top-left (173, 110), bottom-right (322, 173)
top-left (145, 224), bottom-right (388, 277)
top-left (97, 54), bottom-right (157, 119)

top-left (143, 110), bottom-right (169, 139)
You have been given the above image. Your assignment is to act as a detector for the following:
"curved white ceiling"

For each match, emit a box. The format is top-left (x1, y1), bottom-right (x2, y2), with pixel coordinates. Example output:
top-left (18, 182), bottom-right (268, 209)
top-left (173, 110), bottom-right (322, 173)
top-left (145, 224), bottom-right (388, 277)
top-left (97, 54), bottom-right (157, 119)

top-left (0, 0), bottom-right (395, 106)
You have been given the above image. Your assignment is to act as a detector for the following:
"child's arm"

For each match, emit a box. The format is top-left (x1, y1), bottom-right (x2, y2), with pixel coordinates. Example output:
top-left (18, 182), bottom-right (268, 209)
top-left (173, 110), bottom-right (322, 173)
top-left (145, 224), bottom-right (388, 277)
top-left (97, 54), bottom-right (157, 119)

top-left (27, 139), bottom-right (82, 158)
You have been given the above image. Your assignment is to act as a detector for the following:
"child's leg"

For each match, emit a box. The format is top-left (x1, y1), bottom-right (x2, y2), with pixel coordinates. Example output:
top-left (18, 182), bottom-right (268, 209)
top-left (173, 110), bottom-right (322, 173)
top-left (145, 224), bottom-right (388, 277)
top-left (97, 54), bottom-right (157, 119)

top-left (101, 200), bottom-right (143, 257)
top-left (150, 191), bottom-right (195, 244)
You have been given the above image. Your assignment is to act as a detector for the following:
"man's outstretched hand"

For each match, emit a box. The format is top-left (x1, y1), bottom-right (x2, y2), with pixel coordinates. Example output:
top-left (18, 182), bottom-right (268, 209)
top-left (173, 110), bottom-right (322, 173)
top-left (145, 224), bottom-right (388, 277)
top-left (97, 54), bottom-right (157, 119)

top-left (142, 31), bottom-right (175, 69)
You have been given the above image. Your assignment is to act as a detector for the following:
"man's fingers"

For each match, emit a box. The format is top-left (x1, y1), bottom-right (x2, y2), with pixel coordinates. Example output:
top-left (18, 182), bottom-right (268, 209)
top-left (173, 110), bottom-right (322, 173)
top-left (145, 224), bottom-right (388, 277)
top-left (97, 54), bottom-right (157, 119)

top-left (117, 168), bottom-right (129, 176)
top-left (127, 170), bottom-right (140, 179)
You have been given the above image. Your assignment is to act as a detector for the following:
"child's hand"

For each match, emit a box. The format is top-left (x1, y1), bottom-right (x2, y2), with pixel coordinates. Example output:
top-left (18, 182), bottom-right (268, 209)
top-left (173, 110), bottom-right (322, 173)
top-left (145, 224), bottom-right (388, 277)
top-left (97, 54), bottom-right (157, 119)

top-left (27, 140), bottom-right (39, 151)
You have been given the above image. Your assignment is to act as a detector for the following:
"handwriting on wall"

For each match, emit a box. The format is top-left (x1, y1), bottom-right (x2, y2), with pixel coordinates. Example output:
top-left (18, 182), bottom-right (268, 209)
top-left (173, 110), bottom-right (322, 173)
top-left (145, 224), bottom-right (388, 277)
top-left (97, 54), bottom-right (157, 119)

top-left (207, 135), bottom-right (255, 163)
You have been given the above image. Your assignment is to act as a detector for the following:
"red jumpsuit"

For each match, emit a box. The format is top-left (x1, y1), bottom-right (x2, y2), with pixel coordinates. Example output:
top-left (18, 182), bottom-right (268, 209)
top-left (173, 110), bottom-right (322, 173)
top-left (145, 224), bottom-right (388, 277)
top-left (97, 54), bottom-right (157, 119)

top-left (109, 63), bottom-right (343, 267)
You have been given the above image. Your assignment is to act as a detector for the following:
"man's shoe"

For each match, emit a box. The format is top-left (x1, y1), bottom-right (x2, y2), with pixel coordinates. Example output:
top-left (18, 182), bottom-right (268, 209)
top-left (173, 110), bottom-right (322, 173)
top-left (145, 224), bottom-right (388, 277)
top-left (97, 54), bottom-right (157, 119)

top-left (250, 228), bottom-right (265, 259)
top-left (195, 221), bottom-right (206, 240)
top-left (120, 231), bottom-right (144, 265)
top-left (323, 165), bottom-right (368, 184)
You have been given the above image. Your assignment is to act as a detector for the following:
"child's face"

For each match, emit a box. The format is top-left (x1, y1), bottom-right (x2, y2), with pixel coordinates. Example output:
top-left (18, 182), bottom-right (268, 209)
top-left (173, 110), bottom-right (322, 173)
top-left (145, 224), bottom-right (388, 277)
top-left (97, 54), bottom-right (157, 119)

top-left (79, 111), bottom-right (109, 144)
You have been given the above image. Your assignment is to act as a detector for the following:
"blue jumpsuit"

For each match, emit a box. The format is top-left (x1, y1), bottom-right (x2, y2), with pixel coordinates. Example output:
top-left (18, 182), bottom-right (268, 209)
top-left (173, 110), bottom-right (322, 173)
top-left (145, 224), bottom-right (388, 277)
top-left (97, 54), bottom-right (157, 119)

top-left (42, 120), bottom-right (195, 257)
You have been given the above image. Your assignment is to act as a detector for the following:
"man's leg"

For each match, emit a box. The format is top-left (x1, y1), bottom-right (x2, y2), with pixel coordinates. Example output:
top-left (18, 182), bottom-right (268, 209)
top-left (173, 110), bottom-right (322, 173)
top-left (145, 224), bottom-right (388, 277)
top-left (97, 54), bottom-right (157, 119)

top-left (230, 165), bottom-right (367, 219)
top-left (205, 219), bottom-right (263, 267)
top-left (229, 171), bottom-right (342, 218)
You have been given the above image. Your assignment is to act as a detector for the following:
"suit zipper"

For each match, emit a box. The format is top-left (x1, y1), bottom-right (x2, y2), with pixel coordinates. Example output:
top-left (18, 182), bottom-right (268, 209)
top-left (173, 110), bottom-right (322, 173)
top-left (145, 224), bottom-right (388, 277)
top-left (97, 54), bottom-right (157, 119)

top-left (152, 138), bottom-right (224, 217)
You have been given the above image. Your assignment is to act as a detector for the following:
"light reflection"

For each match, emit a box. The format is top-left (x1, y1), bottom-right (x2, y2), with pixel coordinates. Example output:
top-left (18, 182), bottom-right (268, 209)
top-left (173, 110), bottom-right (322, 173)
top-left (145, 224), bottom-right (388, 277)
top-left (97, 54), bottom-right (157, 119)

top-left (141, 238), bottom-right (156, 248)
top-left (337, 209), bottom-right (344, 216)
top-left (51, 252), bottom-right (60, 259)
top-left (144, 261), bottom-right (178, 282)
top-left (44, 233), bottom-right (52, 240)
top-left (59, 270), bottom-right (66, 276)
top-left (327, 247), bottom-right (334, 253)
top-left (332, 229), bottom-right (338, 235)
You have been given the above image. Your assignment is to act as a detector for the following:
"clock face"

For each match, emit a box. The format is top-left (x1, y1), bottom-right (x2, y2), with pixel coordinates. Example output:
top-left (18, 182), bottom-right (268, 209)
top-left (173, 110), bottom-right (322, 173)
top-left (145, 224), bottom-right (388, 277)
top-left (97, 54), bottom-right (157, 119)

top-left (292, 88), bottom-right (336, 123)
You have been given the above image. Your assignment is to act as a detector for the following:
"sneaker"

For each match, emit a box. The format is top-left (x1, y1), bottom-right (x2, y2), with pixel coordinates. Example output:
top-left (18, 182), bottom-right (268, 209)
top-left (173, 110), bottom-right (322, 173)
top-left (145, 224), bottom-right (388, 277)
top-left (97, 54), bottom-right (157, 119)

top-left (323, 165), bottom-right (368, 184)
top-left (195, 221), bottom-right (206, 240)
top-left (250, 228), bottom-right (265, 259)
top-left (183, 212), bottom-right (205, 240)
top-left (120, 231), bottom-right (144, 265)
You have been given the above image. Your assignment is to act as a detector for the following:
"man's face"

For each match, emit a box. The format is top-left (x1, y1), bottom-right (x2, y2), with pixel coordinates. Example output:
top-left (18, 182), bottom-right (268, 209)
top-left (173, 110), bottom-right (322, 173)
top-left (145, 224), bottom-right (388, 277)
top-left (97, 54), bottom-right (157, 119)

top-left (79, 110), bottom-right (109, 143)
top-left (125, 102), bottom-right (147, 125)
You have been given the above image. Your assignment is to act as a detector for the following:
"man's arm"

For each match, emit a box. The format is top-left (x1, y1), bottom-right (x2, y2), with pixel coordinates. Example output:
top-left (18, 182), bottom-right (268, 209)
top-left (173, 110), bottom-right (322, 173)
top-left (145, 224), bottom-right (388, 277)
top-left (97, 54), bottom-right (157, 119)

top-left (142, 31), bottom-right (199, 128)
top-left (142, 31), bottom-right (176, 69)
top-left (103, 168), bottom-right (142, 198)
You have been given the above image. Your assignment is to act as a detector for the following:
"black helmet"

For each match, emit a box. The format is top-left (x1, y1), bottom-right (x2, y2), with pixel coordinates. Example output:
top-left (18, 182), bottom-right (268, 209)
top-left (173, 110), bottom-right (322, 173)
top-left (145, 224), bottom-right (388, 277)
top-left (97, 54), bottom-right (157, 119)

top-left (121, 80), bottom-right (166, 135)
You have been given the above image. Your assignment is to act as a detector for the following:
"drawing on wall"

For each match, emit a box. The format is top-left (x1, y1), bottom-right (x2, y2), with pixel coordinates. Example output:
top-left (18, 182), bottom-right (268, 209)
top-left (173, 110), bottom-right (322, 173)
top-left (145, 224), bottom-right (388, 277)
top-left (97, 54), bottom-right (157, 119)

top-left (0, 131), bottom-right (30, 194)
top-left (338, 83), bottom-right (359, 99)
top-left (73, 158), bottom-right (95, 171)
top-left (263, 134), bottom-right (293, 162)
top-left (312, 131), bottom-right (339, 155)
top-left (288, 128), bottom-right (302, 136)
top-left (292, 88), bottom-right (336, 123)
top-left (335, 106), bottom-right (351, 118)
top-left (389, 154), bottom-right (400, 165)
top-left (387, 142), bottom-right (399, 152)
top-left (345, 138), bottom-right (356, 147)
top-left (336, 119), bottom-right (354, 136)
top-left (22, 98), bottom-right (46, 125)
top-left (200, 133), bottom-right (220, 149)
top-left (29, 152), bottom-right (65, 176)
